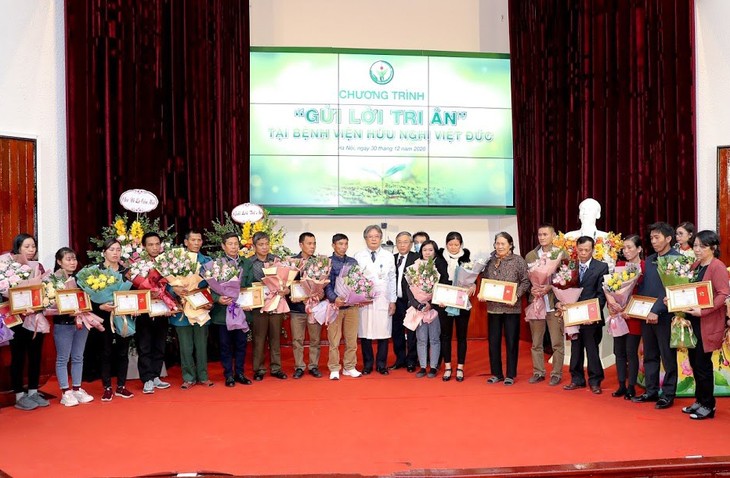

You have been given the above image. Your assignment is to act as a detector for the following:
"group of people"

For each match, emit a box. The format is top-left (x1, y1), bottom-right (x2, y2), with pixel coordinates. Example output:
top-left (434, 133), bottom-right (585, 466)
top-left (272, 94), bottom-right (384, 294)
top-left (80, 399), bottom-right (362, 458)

top-left (5, 218), bottom-right (729, 421)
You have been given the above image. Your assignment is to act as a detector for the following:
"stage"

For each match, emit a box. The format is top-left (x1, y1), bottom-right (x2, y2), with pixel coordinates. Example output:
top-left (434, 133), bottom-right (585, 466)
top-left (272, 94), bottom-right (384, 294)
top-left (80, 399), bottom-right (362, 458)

top-left (1, 340), bottom-right (728, 478)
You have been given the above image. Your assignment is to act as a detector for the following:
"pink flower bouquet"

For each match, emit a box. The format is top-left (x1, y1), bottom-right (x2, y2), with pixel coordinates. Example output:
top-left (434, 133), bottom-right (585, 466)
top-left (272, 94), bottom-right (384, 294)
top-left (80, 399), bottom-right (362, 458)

top-left (525, 254), bottom-right (562, 321)
top-left (403, 259), bottom-right (440, 331)
top-left (300, 255), bottom-right (332, 323)
top-left (602, 264), bottom-right (642, 337)
top-left (156, 248), bottom-right (207, 325)
top-left (334, 264), bottom-right (375, 306)
top-left (261, 258), bottom-right (301, 314)
top-left (552, 260), bottom-right (582, 337)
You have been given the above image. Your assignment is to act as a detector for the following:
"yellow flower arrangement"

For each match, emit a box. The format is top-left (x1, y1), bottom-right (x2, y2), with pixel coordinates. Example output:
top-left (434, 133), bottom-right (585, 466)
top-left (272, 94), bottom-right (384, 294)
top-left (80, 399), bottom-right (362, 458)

top-left (114, 218), bottom-right (127, 237)
top-left (89, 214), bottom-right (173, 264)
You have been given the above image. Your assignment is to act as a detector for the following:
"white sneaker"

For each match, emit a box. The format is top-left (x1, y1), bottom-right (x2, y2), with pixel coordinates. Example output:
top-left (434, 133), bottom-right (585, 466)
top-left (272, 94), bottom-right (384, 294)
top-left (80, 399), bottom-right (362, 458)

top-left (60, 390), bottom-right (79, 407)
top-left (329, 371), bottom-right (340, 380)
top-left (73, 388), bottom-right (94, 404)
top-left (342, 368), bottom-right (362, 378)
top-left (153, 377), bottom-right (171, 389)
top-left (143, 380), bottom-right (155, 394)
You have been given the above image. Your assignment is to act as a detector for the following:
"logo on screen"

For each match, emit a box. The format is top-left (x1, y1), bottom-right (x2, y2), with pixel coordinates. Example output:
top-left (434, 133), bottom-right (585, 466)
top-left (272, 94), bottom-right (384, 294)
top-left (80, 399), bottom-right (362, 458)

top-left (369, 61), bottom-right (394, 85)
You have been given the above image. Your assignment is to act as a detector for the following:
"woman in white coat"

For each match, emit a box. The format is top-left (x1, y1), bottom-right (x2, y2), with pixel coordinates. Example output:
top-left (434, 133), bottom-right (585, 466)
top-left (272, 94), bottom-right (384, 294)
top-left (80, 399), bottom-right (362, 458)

top-left (354, 225), bottom-right (397, 375)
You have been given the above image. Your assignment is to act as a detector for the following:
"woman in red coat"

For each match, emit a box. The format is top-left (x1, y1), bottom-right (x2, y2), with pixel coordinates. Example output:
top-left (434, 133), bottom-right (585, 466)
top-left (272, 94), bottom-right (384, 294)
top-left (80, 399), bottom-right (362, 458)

top-left (607, 235), bottom-right (644, 400)
top-left (683, 230), bottom-right (729, 420)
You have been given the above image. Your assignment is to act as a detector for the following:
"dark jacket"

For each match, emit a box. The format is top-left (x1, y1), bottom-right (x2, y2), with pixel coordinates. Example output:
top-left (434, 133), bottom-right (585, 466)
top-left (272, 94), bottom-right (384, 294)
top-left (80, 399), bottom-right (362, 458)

top-left (395, 251), bottom-right (419, 302)
top-left (636, 248), bottom-right (681, 321)
top-left (576, 258), bottom-right (610, 325)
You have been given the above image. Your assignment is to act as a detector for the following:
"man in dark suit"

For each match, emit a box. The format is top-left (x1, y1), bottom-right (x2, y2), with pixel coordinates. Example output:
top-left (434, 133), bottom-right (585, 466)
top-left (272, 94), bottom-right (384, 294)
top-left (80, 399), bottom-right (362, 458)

top-left (560, 236), bottom-right (609, 394)
top-left (390, 231), bottom-right (419, 371)
top-left (632, 222), bottom-right (680, 409)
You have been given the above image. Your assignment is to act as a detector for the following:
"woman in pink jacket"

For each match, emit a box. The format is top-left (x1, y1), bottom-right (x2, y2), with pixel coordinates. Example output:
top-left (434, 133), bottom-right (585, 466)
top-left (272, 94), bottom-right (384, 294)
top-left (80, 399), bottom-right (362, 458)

top-left (683, 230), bottom-right (729, 420)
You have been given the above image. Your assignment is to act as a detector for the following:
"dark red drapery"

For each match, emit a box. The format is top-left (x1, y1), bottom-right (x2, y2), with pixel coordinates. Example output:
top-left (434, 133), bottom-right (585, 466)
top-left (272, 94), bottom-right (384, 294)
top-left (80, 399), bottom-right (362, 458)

top-left (65, 0), bottom-right (249, 260)
top-left (508, 0), bottom-right (696, 251)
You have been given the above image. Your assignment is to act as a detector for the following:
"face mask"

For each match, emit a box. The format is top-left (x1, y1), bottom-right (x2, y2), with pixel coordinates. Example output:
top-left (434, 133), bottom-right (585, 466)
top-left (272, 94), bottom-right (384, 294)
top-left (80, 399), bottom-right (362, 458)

top-left (413, 243), bottom-right (422, 253)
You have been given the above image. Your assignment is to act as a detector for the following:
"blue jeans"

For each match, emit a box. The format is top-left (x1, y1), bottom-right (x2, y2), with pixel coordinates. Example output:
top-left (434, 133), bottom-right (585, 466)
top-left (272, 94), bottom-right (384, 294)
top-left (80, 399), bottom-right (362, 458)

top-left (54, 324), bottom-right (89, 389)
top-left (416, 319), bottom-right (441, 369)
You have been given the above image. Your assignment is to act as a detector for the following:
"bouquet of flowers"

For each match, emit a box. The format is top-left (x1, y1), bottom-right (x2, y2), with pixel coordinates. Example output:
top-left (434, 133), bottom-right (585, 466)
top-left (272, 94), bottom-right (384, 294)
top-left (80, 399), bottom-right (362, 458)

top-left (77, 266), bottom-right (132, 304)
top-left (0, 303), bottom-right (17, 346)
top-left (128, 254), bottom-right (179, 312)
top-left (602, 263), bottom-right (642, 337)
top-left (206, 211), bottom-right (291, 259)
top-left (0, 254), bottom-right (51, 335)
top-left (261, 258), bottom-right (301, 314)
top-left (334, 264), bottom-right (376, 306)
top-left (155, 248), bottom-right (208, 325)
top-left (89, 214), bottom-right (174, 265)
top-left (551, 260), bottom-right (583, 338)
top-left (594, 232), bottom-right (623, 263)
top-left (552, 233), bottom-right (578, 262)
top-left (525, 251), bottom-right (563, 321)
top-left (657, 255), bottom-right (698, 350)
top-left (77, 266), bottom-right (132, 334)
top-left (403, 258), bottom-right (440, 331)
top-left (202, 258), bottom-right (247, 331)
top-left (299, 255), bottom-right (332, 324)
top-left (0, 254), bottom-right (35, 296)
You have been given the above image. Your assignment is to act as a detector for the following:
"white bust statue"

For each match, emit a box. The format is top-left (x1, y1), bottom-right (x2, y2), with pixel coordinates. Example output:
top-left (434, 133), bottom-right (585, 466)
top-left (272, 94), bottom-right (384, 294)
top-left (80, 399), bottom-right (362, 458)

top-left (566, 198), bottom-right (608, 240)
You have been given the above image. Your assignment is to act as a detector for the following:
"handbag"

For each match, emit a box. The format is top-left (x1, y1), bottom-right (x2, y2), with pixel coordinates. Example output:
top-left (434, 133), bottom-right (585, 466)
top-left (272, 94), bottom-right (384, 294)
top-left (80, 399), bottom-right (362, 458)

top-left (669, 316), bottom-right (697, 350)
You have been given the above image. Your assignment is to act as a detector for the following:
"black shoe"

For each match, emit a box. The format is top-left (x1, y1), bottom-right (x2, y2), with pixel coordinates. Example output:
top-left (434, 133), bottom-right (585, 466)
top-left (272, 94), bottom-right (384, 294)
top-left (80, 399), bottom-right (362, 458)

top-left (388, 363), bottom-right (405, 370)
top-left (377, 367), bottom-right (389, 375)
top-left (362, 368), bottom-right (372, 375)
top-left (235, 374), bottom-right (252, 385)
top-left (293, 368), bottom-right (304, 379)
top-left (563, 382), bottom-right (585, 390)
top-left (254, 372), bottom-right (264, 381)
top-left (590, 385), bottom-right (602, 394)
top-left (631, 393), bottom-right (659, 403)
top-left (612, 386), bottom-right (627, 398)
top-left (308, 368), bottom-right (322, 378)
top-left (442, 369), bottom-right (452, 382)
top-left (655, 397), bottom-right (674, 409)
top-left (407, 365), bottom-right (416, 373)
top-left (225, 376), bottom-right (235, 387)
top-left (271, 370), bottom-right (288, 380)
top-left (456, 369), bottom-right (464, 382)
top-left (689, 405), bottom-right (716, 420)
top-left (624, 387), bottom-right (636, 400)
top-left (416, 368), bottom-right (427, 378)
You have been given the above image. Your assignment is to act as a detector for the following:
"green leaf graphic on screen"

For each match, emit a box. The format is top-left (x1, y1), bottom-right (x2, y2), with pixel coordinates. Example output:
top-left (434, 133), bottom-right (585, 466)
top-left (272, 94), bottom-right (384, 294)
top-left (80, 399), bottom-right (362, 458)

top-left (369, 61), bottom-right (394, 85)
top-left (362, 164), bottom-right (406, 198)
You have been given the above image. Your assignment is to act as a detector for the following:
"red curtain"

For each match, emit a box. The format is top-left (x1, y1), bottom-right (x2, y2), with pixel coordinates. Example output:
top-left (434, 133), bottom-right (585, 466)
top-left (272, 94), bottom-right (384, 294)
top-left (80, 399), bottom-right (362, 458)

top-left (65, 0), bottom-right (249, 260)
top-left (508, 0), bottom-right (696, 251)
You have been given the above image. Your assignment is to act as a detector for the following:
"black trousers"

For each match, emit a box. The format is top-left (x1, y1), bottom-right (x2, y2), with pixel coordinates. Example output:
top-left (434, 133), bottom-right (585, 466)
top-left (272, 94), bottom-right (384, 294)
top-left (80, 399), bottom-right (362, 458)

top-left (10, 326), bottom-right (45, 393)
top-left (218, 324), bottom-right (247, 378)
top-left (101, 316), bottom-right (131, 388)
top-left (614, 333), bottom-right (641, 387)
top-left (136, 315), bottom-right (168, 382)
top-left (488, 313), bottom-right (520, 379)
top-left (687, 316), bottom-right (715, 408)
top-left (569, 323), bottom-right (604, 386)
top-left (391, 298), bottom-right (417, 366)
top-left (361, 338), bottom-right (388, 371)
top-left (440, 308), bottom-right (470, 365)
top-left (641, 318), bottom-right (677, 399)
